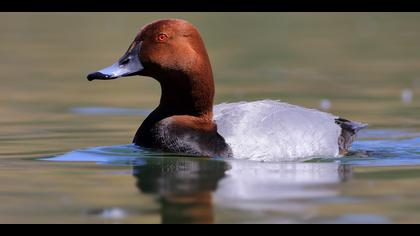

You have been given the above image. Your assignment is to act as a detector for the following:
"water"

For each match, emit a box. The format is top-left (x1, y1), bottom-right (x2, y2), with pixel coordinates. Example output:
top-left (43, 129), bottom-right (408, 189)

top-left (1, 13), bottom-right (420, 223)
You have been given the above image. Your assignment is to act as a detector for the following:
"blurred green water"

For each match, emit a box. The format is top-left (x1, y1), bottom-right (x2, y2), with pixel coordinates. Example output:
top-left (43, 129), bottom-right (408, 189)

top-left (0, 13), bottom-right (420, 223)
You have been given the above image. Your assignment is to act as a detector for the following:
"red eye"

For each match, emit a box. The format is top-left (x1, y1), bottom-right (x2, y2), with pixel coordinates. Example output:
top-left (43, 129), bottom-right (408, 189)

top-left (157, 34), bottom-right (168, 42)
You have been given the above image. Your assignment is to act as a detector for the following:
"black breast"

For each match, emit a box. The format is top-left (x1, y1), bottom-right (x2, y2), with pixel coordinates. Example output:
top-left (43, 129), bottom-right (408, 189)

top-left (148, 119), bottom-right (233, 158)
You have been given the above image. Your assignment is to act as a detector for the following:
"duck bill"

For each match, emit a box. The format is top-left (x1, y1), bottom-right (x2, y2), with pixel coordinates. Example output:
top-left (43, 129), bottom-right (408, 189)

top-left (87, 42), bottom-right (143, 81)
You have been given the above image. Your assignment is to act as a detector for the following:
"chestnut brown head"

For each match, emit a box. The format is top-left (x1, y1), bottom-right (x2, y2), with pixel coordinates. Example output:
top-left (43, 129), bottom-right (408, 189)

top-left (87, 19), bottom-right (215, 118)
top-left (87, 19), bottom-right (213, 83)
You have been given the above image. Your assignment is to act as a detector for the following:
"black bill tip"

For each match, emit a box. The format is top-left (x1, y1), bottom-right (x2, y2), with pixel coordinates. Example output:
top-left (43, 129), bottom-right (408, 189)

top-left (87, 72), bottom-right (115, 81)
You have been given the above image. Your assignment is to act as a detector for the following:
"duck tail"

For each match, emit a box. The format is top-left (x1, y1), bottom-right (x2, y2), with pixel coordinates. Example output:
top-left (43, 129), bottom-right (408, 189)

top-left (335, 118), bottom-right (368, 156)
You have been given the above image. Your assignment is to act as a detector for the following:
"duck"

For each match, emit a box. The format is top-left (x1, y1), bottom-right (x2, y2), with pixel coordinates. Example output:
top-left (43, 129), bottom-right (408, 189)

top-left (87, 19), bottom-right (367, 161)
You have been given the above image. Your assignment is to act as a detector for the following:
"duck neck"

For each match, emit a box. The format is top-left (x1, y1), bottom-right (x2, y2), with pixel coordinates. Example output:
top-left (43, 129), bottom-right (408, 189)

top-left (134, 70), bottom-right (215, 146)
top-left (156, 69), bottom-right (215, 121)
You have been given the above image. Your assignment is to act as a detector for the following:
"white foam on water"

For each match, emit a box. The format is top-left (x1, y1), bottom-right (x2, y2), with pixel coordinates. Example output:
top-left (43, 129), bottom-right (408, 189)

top-left (98, 208), bottom-right (128, 220)
top-left (320, 99), bottom-right (332, 111)
top-left (401, 89), bottom-right (413, 104)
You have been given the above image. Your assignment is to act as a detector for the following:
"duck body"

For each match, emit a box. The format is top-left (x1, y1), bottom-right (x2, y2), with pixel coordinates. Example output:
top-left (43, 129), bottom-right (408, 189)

top-left (214, 100), bottom-right (366, 161)
top-left (87, 19), bottom-right (367, 161)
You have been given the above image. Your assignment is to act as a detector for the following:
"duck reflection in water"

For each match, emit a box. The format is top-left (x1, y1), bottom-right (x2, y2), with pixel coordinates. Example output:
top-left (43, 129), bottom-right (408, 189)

top-left (132, 156), bottom-right (354, 224)
top-left (132, 157), bottom-right (229, 224)
top-left (46, 147), bottom-right (354, 223)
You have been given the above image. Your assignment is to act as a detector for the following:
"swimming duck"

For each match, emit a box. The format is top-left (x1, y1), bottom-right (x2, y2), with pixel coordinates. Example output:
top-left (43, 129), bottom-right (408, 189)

top-left (87, 19), bottom-right (367, 161)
